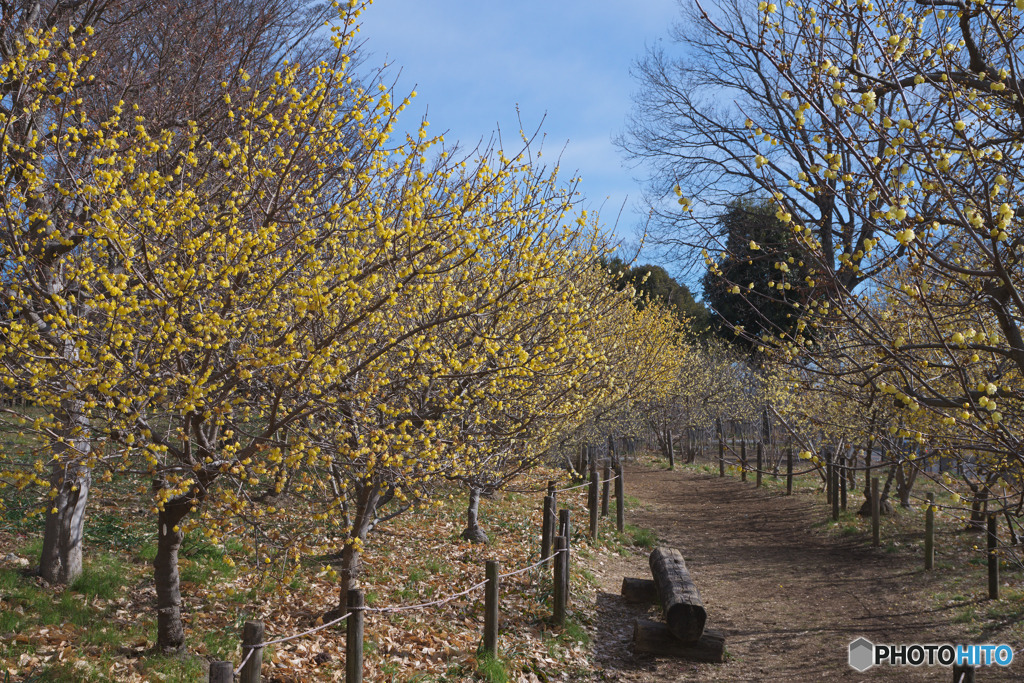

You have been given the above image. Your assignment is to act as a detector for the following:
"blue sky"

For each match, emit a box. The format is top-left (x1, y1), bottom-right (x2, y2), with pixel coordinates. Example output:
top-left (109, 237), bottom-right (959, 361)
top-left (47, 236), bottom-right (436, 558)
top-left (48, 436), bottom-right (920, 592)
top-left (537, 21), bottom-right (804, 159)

top-left (356, 0), bottom-right (680, 247)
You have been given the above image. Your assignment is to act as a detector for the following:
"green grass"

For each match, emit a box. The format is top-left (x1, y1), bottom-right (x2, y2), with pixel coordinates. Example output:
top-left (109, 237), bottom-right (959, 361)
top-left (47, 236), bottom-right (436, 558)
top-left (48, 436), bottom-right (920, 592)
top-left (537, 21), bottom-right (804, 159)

top-left (953, 606), bottom-right (977, 624)
top-left (177, 539), bottom-right (236, 585)
top-left (139, 652), bottom-right (206, 682)
top-left (476, 650), bottom-right (509, 683)
top-left (84, 511), bottom-right (150, 553)
top-left (83, 623), bottom-right (129, 648)
top-left (135, 541), bottom-right (158, 563)
top-left (201, 629), bottom-right (237, 661)
top-left (0, 522), bottom-right (245, 681)
top-left (71, 555), bottom-right (128, 600)
top-left (580, 568), bottom-right (597, 586)
top-left (560, 619), bottom-right (591, 646)
top-left (621, 524), bottom-right (657, 550)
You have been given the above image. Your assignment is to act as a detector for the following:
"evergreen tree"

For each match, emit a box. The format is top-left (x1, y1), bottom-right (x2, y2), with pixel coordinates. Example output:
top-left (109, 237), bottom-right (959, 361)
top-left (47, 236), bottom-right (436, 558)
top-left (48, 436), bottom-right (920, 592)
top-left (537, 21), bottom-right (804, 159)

top-left (702, 199), bottom-right (814, 352)
top-left (605, 258), bottom-right (712, 334)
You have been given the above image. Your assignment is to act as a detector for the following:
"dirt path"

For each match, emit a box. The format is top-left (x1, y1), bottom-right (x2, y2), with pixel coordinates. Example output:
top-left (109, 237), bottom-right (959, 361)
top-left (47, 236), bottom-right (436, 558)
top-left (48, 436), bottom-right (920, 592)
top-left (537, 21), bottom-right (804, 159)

top-left (588, 465), bottom-right (1015, 681)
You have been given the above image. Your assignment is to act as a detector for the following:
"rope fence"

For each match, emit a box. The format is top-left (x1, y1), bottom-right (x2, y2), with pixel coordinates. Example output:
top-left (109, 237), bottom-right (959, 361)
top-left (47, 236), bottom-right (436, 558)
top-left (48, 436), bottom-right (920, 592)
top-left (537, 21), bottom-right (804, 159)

top-left (669, 427), bottom-right (1023, 665)
top-left (210, 450), bottom-right (627, 682)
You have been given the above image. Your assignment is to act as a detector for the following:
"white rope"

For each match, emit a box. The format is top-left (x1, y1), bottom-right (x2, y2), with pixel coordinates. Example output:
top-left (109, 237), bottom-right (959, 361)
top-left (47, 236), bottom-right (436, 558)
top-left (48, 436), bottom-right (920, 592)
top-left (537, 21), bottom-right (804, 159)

top-left (234, 645), bottom-right (255, 675)
top-left (552, 474), bottom-right (618, 493)
top-left (235, 611), bottom-right (352, 674)
top-left (498, 550), bottom-right (559, 579)
top-left (229, 529), bottom-right (580, 668)
top-left (261, 611), bottom-right (352, 647)
top-left (364, 579), bottom-right (489, 613)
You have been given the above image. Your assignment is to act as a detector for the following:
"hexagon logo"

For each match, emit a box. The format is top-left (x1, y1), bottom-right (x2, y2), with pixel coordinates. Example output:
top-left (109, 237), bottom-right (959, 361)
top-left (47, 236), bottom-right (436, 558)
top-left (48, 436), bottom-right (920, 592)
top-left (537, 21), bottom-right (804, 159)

top-left (849, 637), bottom-right (875, 672)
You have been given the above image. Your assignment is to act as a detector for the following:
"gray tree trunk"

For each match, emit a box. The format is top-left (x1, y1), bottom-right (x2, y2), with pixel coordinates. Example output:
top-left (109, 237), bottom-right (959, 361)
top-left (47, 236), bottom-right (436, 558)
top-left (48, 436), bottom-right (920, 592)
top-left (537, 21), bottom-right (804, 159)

top-left (336, 481), bottom-right (380, 617)
top-left (461, 486), bottom-right (489, 544)
top-left (39, 397), bottom-right (91, 585)
top-left (155, 499), bottom-right (190, 652)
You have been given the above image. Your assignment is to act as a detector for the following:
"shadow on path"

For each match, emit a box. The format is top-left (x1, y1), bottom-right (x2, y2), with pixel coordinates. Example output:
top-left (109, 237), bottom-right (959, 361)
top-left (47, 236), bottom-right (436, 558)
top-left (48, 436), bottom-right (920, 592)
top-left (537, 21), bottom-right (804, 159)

top-left (588, 466), bottom-right (1015, 681)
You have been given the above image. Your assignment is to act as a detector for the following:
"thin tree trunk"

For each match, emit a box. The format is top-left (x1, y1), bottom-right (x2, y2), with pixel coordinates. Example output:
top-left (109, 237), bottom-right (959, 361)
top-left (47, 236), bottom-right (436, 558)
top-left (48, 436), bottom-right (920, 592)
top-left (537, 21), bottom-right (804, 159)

top-left (336, 481), bottom-right (380, 617)
top-left (967, 482), bottom-right (989, 531)
top-left (39, 400), bottom-right (91, 585)
top-left (461, 485), bottom-right (489, 544)
top-left (40, 465), bottom-right (70, 583)
top-left (863, 440), bottom-right (873, 500)
top-left (154, 499), bottom-right (190, 652)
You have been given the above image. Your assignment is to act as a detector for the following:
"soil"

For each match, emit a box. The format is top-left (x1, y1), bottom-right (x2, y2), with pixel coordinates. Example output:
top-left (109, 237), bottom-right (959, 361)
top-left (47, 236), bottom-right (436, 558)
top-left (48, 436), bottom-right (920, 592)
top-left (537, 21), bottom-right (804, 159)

top-left (588, 465), bottom-right (1017, 682)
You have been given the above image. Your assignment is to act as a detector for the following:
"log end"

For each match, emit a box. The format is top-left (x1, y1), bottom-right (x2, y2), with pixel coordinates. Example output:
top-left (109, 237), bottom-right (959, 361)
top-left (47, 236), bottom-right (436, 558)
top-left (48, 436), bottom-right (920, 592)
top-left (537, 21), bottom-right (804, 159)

top-left (620, 576), bottom-right (659, 604)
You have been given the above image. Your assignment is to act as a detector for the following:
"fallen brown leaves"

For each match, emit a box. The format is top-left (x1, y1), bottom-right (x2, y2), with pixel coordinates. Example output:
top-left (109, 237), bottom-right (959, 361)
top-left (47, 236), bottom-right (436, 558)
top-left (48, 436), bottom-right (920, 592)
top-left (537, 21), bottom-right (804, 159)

top-left (1, 467), bottom-right (631, 681)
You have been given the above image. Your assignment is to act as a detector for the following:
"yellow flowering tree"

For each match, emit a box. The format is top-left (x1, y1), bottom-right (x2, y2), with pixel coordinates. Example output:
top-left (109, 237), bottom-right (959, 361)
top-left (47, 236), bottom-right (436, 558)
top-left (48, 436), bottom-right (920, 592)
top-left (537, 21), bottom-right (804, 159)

top-left (0, 0), bottom-right (340, 586)
top-left (730, 0), bottom-right (1024, 512)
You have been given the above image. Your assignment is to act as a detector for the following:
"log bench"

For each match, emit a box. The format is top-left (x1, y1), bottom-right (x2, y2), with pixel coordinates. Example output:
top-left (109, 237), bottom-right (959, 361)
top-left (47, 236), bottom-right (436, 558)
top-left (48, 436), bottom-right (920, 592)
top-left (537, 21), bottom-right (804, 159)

top-left (620, 546), bottom-right (724, 663)
top-left (649, 547), bottom-right (707, 642)
top-left (633, 620), bottom-right (725, 662)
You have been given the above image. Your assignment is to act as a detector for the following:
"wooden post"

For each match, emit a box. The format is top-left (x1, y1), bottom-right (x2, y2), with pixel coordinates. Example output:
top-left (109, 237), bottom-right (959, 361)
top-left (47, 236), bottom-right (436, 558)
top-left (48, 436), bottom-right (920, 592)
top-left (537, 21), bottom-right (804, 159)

top-left (615, 459), bottom-right (625, 533)
top-left (786, 446), bottom-right (793, 495)
top-left (924, 492), bottom-right (935, 570)
top-left (209, 661), bottom-right (233, 683)
top-left (541, 495), bottom-right (554, 561)
top-left (825, 452), bottom-right (833, 507)
top-left (831, 455), bottom-right (840, 521)
top-left (717, 418), bottom-right (725, 478)
top-left (667, 430), bottom-right (675, 470)
top-left (871, 477), bottom-right (880, 547)
top-left (561, 512), bottom-right (572, 613)
top-left (547, 479), bottom-right (556, 500)
top-left (601, 459), bottom-right (611, 517)
top-left (840, 456), bottom-right (847, 511)
top-left (848, 450), bottom-right (856, 491)
top-left (346, 589), bottom-right (364, 683)
top-left (484, 560), bottom-right (499, 655)
top-left (953, 663), bottom-right (976, 682)
top-left (740, 440), bottom-right (747, 482)
top-left (240, 620), bottom-right (263, 683)
top-left (756, 441), bottom-right (763, 488)
top-left (588, 458), bottom-right (599, 539)
top-left (559, 508), bottom-right (570, 541)
top-left (988, 514), bottom-right (999, 600)
top-left (553, 536), bottom-right (566, 625)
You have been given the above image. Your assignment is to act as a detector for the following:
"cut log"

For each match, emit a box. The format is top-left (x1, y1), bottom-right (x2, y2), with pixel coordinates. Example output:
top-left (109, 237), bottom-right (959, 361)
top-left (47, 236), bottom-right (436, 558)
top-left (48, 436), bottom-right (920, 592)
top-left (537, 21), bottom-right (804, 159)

top-left (633, 619), bottom-right (725, 662)
top-left (649, 547), bottom-right (707, 642)
top-left (620, 577), bottom-right (659, 604)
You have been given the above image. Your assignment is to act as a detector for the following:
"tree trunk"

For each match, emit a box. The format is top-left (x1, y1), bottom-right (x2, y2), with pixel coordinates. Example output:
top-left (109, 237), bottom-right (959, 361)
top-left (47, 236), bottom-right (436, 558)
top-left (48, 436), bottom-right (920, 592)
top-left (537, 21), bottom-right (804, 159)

top-left (895, 458), bottom-right (918, 508)
top-left (335, 481), bottom-right (380, 617)
top-left (967, 483), bottom-right (989, 531)
top-left (862, 438), bottom-right (874, 500)
top-left (857, 493), bottom-right (895, 517)
top-left (461, 486), bottom-right (489, 544)
top-left (39, 402), bottom-right (92, 585)
top-left (154, 500), bottom-right (190, 652)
